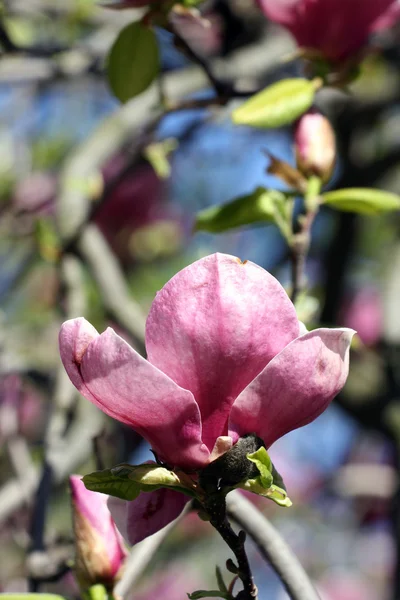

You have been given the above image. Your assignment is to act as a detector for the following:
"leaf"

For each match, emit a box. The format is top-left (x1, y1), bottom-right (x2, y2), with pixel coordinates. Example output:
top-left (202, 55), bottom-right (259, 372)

top-left (237, 447), bottom-right (292, 507)
top-left (195, 187), bottom-right (289, 234)
top-left (321, 188), bottom-right (400, 214)
top-left (232, 78), bottom-right (321, 129)
top-left (83, 469), bottom-right (142, 501)
top-left (216, 567), bottom-right (229, 595)
top-left (246, 447), bottom-right (273, 488)
top-left (107, 21), bottom-right (159, 103)
top-left (35, 218), bottom-right (60, 263)
top-left (83, 463), bottom-right (197, 501)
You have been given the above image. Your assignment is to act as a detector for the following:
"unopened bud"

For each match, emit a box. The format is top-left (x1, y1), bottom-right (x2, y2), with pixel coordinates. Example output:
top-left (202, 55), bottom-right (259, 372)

top-left (294, 110), bottom-right (336, 183)
top-left (70, 476), bottom-right (127, 592)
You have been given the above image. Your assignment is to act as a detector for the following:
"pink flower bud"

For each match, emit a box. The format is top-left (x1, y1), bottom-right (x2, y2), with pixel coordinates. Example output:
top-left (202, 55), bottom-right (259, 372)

top-left (69, 476), bottom-right (127, 591)
top-left (294, 110), bottom-right (336, 182)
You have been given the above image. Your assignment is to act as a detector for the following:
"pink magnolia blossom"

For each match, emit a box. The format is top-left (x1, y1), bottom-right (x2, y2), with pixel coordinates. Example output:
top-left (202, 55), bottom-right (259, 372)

top-left (69, 475), bottom-right (127, 589)
top-left (340, 288), bottom-right (382, 347)
top-left (60, 254), bottom-right (353, 545)
top-left (258, 0), bottom-right (400, 62)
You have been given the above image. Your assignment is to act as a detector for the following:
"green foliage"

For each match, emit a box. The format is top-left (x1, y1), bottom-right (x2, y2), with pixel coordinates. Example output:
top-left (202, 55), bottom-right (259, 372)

top-left (321, 188), bottom-right (400, 214)
top-left (107, 21), bottom-right (159, 103)
top-left (232, 78), bottom-right (320, 128)
top-left (194, 187), bottom-right (291, 238)
top-left (34, 218), bottom-right (60, 263)
top-left (238, 447), bottom-right (292, 508)
top-left (83, 463), bottom-right (196, 501)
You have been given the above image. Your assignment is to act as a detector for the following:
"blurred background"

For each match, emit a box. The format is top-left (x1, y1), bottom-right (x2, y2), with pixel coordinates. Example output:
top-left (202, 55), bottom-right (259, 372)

top-left (0, 1), bottom-right (400, 599)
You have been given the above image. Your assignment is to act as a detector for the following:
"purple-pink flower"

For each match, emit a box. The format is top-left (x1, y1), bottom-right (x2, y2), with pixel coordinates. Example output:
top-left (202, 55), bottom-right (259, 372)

top-left (69, 475), bottom-right (127, 589)
top-left (60, 254), bottom-right (353, 544)
top-left (258, 0), bottom-right (400, 62)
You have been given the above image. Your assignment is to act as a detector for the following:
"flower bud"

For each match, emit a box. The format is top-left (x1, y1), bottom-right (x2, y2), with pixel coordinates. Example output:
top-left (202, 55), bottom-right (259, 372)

top-left (69, 475), bottom-right (127, 592)
top-left (294, 110), bottom-right (336, 183)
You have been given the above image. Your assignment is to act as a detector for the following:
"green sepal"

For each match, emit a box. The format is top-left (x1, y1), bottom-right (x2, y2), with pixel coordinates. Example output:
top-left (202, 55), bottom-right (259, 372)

top-left (107, 21), bottom-right (159, 103)
top-left (321, 188), bottom-right (400, 214)
top-left (83, 463), bottom-right (197, 501)
top-left (237, 447), bottom-right (292, 508)
top-left (85, 584), bottom-right (108, 600)
top-left (232, 78), bottom-right (321, 129)
top-left (194, 187), bottom-right (292, 240)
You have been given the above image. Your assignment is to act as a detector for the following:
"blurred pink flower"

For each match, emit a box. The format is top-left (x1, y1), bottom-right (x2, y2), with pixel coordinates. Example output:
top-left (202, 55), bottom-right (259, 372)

top-left (294, 109), bottom-right (336, 183)
top-left (317, 573), bottom-right (377, 600)
top-left (70, 475), bottom-right (127, 590)
top-left (60, 253), bottom-right (353, 544)
top-left (340, 288), bottom-right (382, 346)
top-left (0, 374), bottom-right (43, 442)
top-left (258, 0), bottom-right (400, 62)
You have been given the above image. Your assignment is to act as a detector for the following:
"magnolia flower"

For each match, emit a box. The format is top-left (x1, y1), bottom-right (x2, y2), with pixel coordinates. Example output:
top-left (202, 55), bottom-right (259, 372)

top-left (60, 254), bottom-right (353, 544)
top-left (69, 475), bottom-right (127, 590)
top-left (258, 0), bottom-right (400, 62)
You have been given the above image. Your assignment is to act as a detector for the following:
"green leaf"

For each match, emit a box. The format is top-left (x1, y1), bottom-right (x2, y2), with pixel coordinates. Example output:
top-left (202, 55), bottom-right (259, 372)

top-left (237, 447), bottom-right (292, 507)
top-left (232, 78), bottom-right (321, 128)
top-left (216, 567), bottom-right (229, 595)
top-left (107, 21), bottom-right (159, 103)
top-left (195, 187), bottom-right (290, 236)
top-left (321, 188), bottom-right (400, 214)
top-left (83, 463), bottom-right (197, 501)
top-left (246, 447), bottom-right (273, 488)
top-left (35, 218), bottom-right (60, 263)
top-left (83, 469), bottom-right (142, 501)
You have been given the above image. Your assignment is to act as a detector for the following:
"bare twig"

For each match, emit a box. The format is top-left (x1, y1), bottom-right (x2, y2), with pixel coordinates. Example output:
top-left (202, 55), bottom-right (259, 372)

top-left (77, 225), bottom-right (146, 343)
top-left (226, 492), bottom-right (320, 600)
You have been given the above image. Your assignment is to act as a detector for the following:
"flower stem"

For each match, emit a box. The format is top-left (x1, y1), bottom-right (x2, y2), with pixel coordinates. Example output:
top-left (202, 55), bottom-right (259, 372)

top-left (203, 494), bottom-right (258, 600)
top-left (289, 176), bottom-right (322, 304)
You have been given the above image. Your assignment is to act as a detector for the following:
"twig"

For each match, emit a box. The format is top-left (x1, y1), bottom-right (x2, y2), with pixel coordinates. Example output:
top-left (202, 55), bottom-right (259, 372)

top-left (173, 31), bottom-right (227, 97)
top-left (226, 492), bottom-right (320, 600)
top-left (76, 225), bottom-right (146, 344)
top-left (204, 495), bottom-right (257, 599)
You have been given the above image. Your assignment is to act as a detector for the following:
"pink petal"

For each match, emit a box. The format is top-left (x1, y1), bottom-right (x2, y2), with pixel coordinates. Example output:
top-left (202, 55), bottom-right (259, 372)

top-left (146, 253), bottom-right (299, 451)
top-left (229, 328), bottom-right (354, 447)
top-left (108, 489), bottom-right (189, 546)
top-left (59, 318), bottom-right (209, 470)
